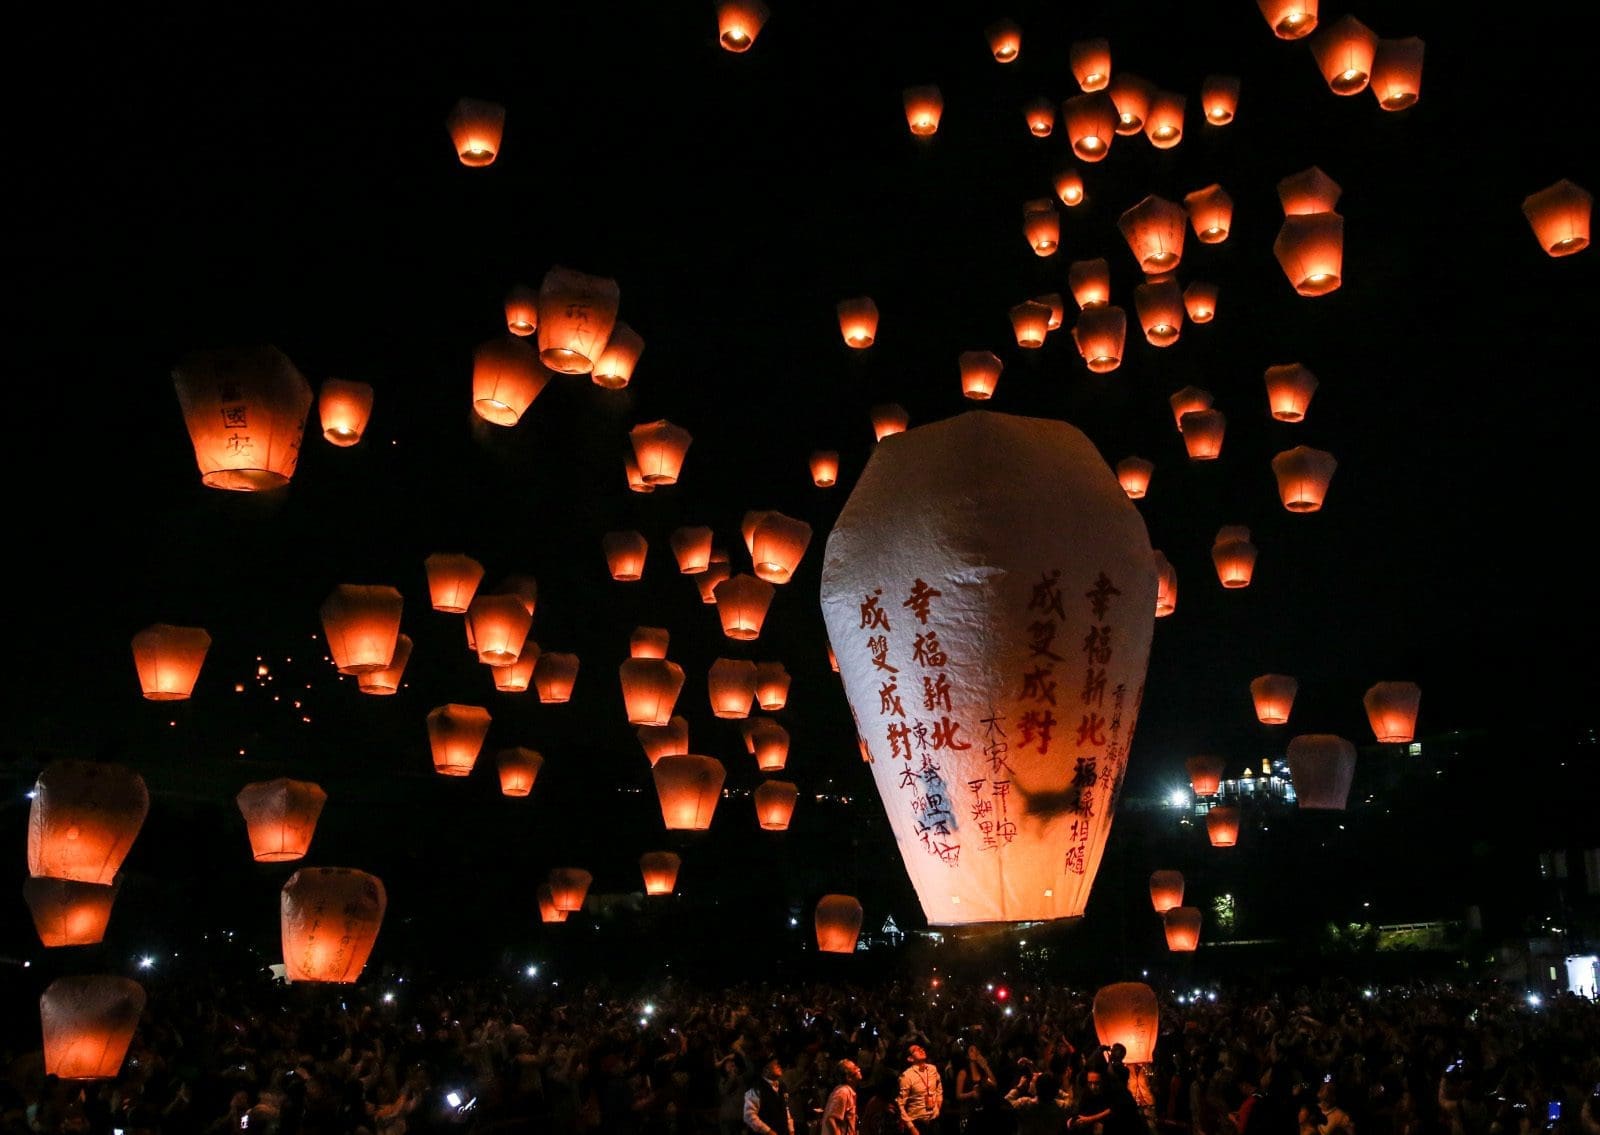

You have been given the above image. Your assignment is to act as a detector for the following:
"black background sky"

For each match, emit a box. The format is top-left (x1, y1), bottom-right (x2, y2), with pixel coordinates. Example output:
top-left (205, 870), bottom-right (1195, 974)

top-left (4, 2), bottom-right (1597, 972)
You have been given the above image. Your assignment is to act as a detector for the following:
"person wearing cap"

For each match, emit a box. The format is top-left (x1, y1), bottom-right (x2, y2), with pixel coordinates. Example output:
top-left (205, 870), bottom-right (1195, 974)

top-left (897, 1044), bottom-right (943, 1134)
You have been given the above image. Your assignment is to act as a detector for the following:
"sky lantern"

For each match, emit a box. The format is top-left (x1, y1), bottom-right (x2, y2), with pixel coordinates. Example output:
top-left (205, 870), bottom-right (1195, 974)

top-left (281, 868), bottom-right (386, 982)
top-left (1108, 72), bottom-right (1153, 134)
top-left (472, 335), bottom-right (549, 426)
top-left (625, 456), bottom-right (654, 494)
top-left (537, 884), bottom-right (567, 923)
top-left (1070, 37), bottom-right (1111, 90)
top-left (320, 584), bottom-right (404, 675)
top-left (1116, 456), bottom-right (1154, 500)
top-left (708, 658), bottom-right (758, 719)
top-left (755, 662), bottom-right (791, 710)
top-left (29, 761), bottom-right (149, 886)
top-left (1258, 0), bottom-right (1317, 39)
top-left (1184, 281), bottom-right (1218, 323)
top-left (639, 851), bottom-right (681, 896)
top-left (1201, 75), bottom-right (1240, 124)
top-left (1054, 167), bottom-right (1085, 207)
top-left (638, 716), bottom-right (690, 765)
top-left (747, 511), bottom-right (813, 584)
top-left (1286, 734), bottom-right (1357, 809)
top-left (1212, 526), bottom-right (1258, 588)
top-left (1279, 166), bottom-right (1342, 216)
top-left (1069, 258), bottom-right (1112, 309)
top-left (1180, 409), bottom-right (1226, 461)
top-left (717, 0), bottom-right (768, 52)
top-left (1271, 446), bottom-right (1338, 512)
top-left (1153, 550), bottom-right (1177, 618)
top-left (630, 626), bottom-right (670, 660)
top-left (1275, 213), bottom-right (1344, 295)
top-left (547, 867), bottom-right (593, 912)
top-left (1184, 184), bottom-right (1233, 244)
top-left (985, 18), bottom-right (1021, 62)
top-left (958, 350), bottom-right (1004, 401)
top-left (1149, 870), bottom-right (1184, 914)
top-left (466, 593), bottom-right (533, 665)
top-left (425, 554), bottom-right (483, 614)
top-left (1062, 92), bottom-right (1117, 161)
top-left (490, 641), bottom-right (538, 693)
top-left (749, 718), bottom-right (791, 772)
top-left (1034, 293), bottom-right (1066, 331)
top-left (484, 570), bottom-right (533, 611)
top-left (870, 403), bottom-right (910, 441)
top-left (1022, 199), bottom-right (1060, 255)
top-left (533, 652), bottom-right (580, 703)
top-left (1134, 281), bottom-right (1184, 347)
top-left (754, 780), bottom-right (799, 830)
top-left (495, 747), bottom-right (543, 797)
top-left (1251, 674), bottom-right (1299, 724)
top-left (445, 97), bottom-right (503, 166)
top-left (1310, 15), bottom-right (1377, 95)
top-left (1206, 805), bottom-right (1240, 846)
top-left (426, 703), bottom-right (491, 776)
top-left (236, 778), bottom-right (326, 862)
top-left (504, 284), bottom-right (538, 336)
top-left (670, 526), bottom-right (714, 574)
top-left (130, 623), bottom-right (210, 701)
top-left (715, 574), bottom-right (776, 640)
top-left (1023, 96), bottom-right (1055, 138)
top-left (1164, 906), bottom-right (1202, 952)
top-left (1264, 363), bottom-right (1319, 422)
top-left (1093, 983), bottom-right (1159, 1064)
top-left (837, 296), bottom-right (879, 348)
top-left (1073, 305), bottom-right (1127, 372)
top-left (903, 85), bottom-right (943, 136)
top-left (1144, 90), bottom-right (1185, 148)
top-left (536, 265), bottom-right (619, 375)
top-left (620, 659), bottom-right (686, 726)
top-left (653, 755), bottom-right (725, 830)
top-left (318, 378), bottom-right (373, 446)
top-left (810, 450), bottom-right (840, 487)
top-left (358, 632), bottom-right (414, 695)
top-left (1170, 388), bottom-right (1212, 429)
top-left (630, 419), bottom-right (693, 485)
top-left (172, 345), bottom-right (312, 492)
top-left (1009, 301), bottom-right (1052, 349)
top-left (821, 412), bottom-right (1156, 925)
top-left (40, 976), bottom-right (145, 1080)
top-left (1186, 754), bottom-right (1226, 796)
top-left (1364, 681), bottom-right (1422, 743)
top-left (26, 877), bottom-right (121, 948)
top-left (1371, 37), bottom-right (1424, 109)
top-left (1523, 180), bottom-right (1592, 257)
top-left (1119, 195), bottom-right (1186, 274)
top-left (602, 530), bottom-right (649, 582)
top-left (815, 895), bottom-right (864, 953)
top-left (591, 322), bottom-right (645, 390)
top-left (697, 549), bottom-right (732, 604)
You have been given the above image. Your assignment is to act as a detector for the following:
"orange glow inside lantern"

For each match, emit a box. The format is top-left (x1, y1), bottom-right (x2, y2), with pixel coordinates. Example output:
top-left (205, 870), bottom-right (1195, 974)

top-left (536, 265), bottom-right (620, 375)
top-left (697, 551), bottom-right (732, 604)
top-left (1169, 386), bottom-right (1213, 430)
top-left (1251, 674), bottom-right (1299, 725)
top-left (625, 455), bottom-right (654, 494)
top-left (810, 450), bottom-right (840, 487)
top-left (639, 851), bottom-right (681, 896)
top-left (504, 284), bottom-right (538, 336)
top-left (1024, 96), bottom-right (1055, 137)
top-left (1154, 550), bottom-right (1177, 618)
top-left (537, 884), bottom-right (568, 923)
top-left (426, 703), bottom-right (492, 776)
top-left (707, 658), bottom-right (758, 719)
top-left (1149, 870), bottom-right (1184, 914)
top-left (1371, 37), bottom-right (1424, 110)
top-left (837, 297), bottom-right (879, 348)
top-left (903, 85), bottom-right (943, 135)
top-left (473, 335), bottom-right (550, 427)
top-left (670, 526), bottom-right (714, 574)
top-left (1264, 363), bottom-right (1319, 422)
top-left (1070, 37), bottom-right (1111, 91)
top-left (1212, 526), bottom-right (1257, 588)
top-left (1184, 281), bottom-right (1218, 323)
top-left (959, 351), bottom-right (1003, 401)
top-left (717, 0), bottom-right (768, 52)
top-left (25, 877), bottom-right (121, 948)
top-left (1072, 305), bottom-right (1126, 373)
top-left (446, 97), bottom-right (504, 166)
top-left (815, 894), bottom-right (864, 953)
top-left (28, 762), bottom-right (150, 886)
top-left (1144, 90), bottom-right (1185, 148)
top-left (496, 747), bottom-right (544, 797)
top-left (986, 19), bottom-right (1021, 62)
top-left (1275, 213), bottom-right (1344, 296)
top-left (1062, 92), bottom-right (1117, 161)
top-left (466, 594), bottom-right (533, 666)
top-left (547, 867), bottom-right (593, 912)
top-left (1184, 184), bottom-right (1233, 244)
top-left (1009, 301), bottom-right (1052, 349)
top-left (754, 662), bottom-right (791, 710)
top-left (41, 976), bottom-right (145, 1080)
top-left (1258, 0), bottom-right (1317, 39)
top-left (424, 553), bottom-right (484, 614)
top-left (870, 403), bottom-right (909, 441)
top-left (490, 641), bottom-right (539, 693)
top-left (533, 653), bottom-right (580, 703)
top-left (131, 623), bottom-right (210, 701)
top-left (591, 322), bottom-right (645, 390)
top-left (754, 779), bottom-right (799, 830)
top-left (750, 718), bottom-right (791, 772)
top-left (1180, 409), bottom-right (1226, 461)
top-left (172, 344), bottom-right (312, 492)
top-left (630, 626), bottom-right (670, 660)
top-left (1206, 806), bottom-right (1240, 847)
top-left (1055, 167), bottom-right (1085, 207)
top-left (1164, 906), bottom-right (1202, 952)
top-left (1523, 180), bottom-right (1592, 257)
top-left (1135, 281), bottom-right (1184, 347)
top-left (653, 755), bottom-right (725, 830)
top-left (1311, 15), bottom-right (1377, 95)
top-left (318, 378), bottom-right (373, 446)
top-left (630, 419), bottom-right (693, 485)
top-left (1364, 681), bottom-right (1421, 744)
top-left (1271, 446), bottom-right (1338, 512)
top-left (1119, 195), bottom-right (1186, 274)
top-left (1108, 72), bottom-right (1153, 134)
top-left (1201, 75), bottom-right (1240, 124)
top-left (1186, 755), bottom-right (1226, 797)
top-left (1278, 167), bottom-right (1342, 216)
top-left (236, 778), bottom-right (326, 862)
top-left (1023, 200), bottom-right (1060, 254)
top-left (620, 659), bottom-right (686, 727)
top-left (1093, 983), bottom-right (1159, 1064)
top-left (638, 716), bottom-right (690, 765)
top-left (280, 868), bottom-right (386, 983)
top-left (602, 530), bottom-right (649, 582)
top-left (748, 512), bottom-right (812, 584)
top-left (1069, 258), bottom-right (1112, 309)
top-left (1116, 456), bottom-right (1154, 499)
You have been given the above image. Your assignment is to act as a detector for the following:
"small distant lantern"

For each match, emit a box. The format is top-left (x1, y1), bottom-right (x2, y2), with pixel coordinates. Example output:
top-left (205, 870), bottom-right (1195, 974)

top-left (750, 718), bottom-right (791, 772)
top-left (466, 594), bottom-right (533, 666)
top-left (754, 780), bottom-right (799, 830)
top-left (1271, 446), bottom-right (1337, 512)
top-left (424, 553), bottom-right (484, 614)
top-left (1201, 75), bottom-right (1240, 124)
top-left (630, 419), bottom-right (693, 485)
top-left (1278, 166), bottom-right (1342, 216)
top-left (810, 450), bottom-right (840, 487)
top-left (496, 747), bottom-right (544, 797)
top-left (533, 653), bottom-right (580, 703)
top-left (446, 97), bottom-right (504, 167)
top-left (1186, 754), bottom-right (1226, 796)
top-left (1009, 301), bottom-right (1052, 349)
top-left (1108, 72), bottom-right (1154, 135)
top-left (696, 550), bottom-right (732, 604)
top-left (755, 662), bottom-right (791, 710)
top-left (638, 716), bottom-right (690, 765)
top-left (1054, 167), bottom-right (1085, 207)
top-left (1070, 37), bottom-right (1111, 91)
top-left (1184, 184), bottom-right (1233, 243)
top-left (903, 85), bottom-right (944, 136)
top-left (1149, 870), bottom-right (1184, 914)
top-left (40, 976), bottom-right (145, 1080)
top-left (1264, 363), bottom-right (1319, 422)
top-left (816, 894), bottom-right (863, 953)
top-left (1119, 195), bottom-right (1186, 274)
top-left (960, 351), bottom-right (1004, 401)
top-left (653, 755), bottom-right (726, 830)
top-left (986, 18), bottom-right (1021, 62)
top-left (1153, 550), bottom-right (1177, 618)
top-left (504, 284), bottom-right (538, 336)
top-left (1093, 982), bottom-right (1159, 1065)
top-left (1212, 526), bottom-right (1257, 588)
top-left (280, 868), bottom-right (386, 982)
top-left (537, 884), bottom-right (568, 923)
top-left (472, 335), bottom-right (550, 426)
top-left (547, 868), bottom-right (593, 913)
top-left (1164, 907), bottom-right (1202, 952)
top-left (536, 265), bottom-right (620, 375)
top-left (1023, 199), bottom-right (1060, 255)
top-left (172, 345), bottom-right (312, 492)
top-left (426, 704), bottom-right (492, 776)
top-left (1180, 409), bottom-right (1226, 461)
top-left (1144, 90), bottom-right (1185, 148)
top-left (707, 658), bottom-right (759, 719)
top-left (670, 526), bottom-right (715, 574)
top-left (1062, 92), bottom-right (1118, 161)
top-left (490, 641), bottom-right (539, 693)
top-left (591, 322), bottom-right (645, 390)
top-left (1134, 281), bottom-right (1184, 347)
top-left (1258, 0), bottom-right (1317, 39)
top-left (1310, 14), bottom-right (1377, 95)
top-left (1169, 386), bottom-right (1213, 431)
top-left (717, 0), bottom-right (768, 52)
top-left (1024, 96), bottom-right (1055, 138)
top-left (1371, 37), bottom-right (1424, 110)
top-left (25, 878), bottom-right (121, 948)
top-left (319, 379), bottom-right (373, 446)
top-left (625, 456), bottom-right (654, 494)
top-left (131, 623), bottom-right (210, 701)
top-left (602, 530), bottom-right (649, 583)
top-left (1117, 456), bottom-right (1154, 499)
top-left (747, 511), bottom-right (812, 584)
top-left (1251, 674), bottom-right (1299, 725)
top-left (236, 778), bottom-right (326, 863)
top-left (1069, 258), bottom-right (1112, 309)
top-left (630, 626), bottom-right (671, 659)
top-left (870, 403), bottom-right (910, 441)
top-left (1286, 734), bottom-right (1357, 809)
top-left (639, 851), bottom-right (681, 896)
top-left (1523, 180), bottom-right (1592, 257)
top-left (1275, 213), bottom-right (1344, 296)
top-left (1206, 806), bottom-right (1240, 847)
top-left (1364, 681), bottom-right (1422, 744)
top-left (620, 659), bottom-right (686, 727)
top-left (28, 762), bottom-right (150, 886)
top-left (1034, 293), bottom-right (1066, 331)
top-left (837, 297), bottom-right (879, 348)
top-left (1072, 306), bottom-right (1127, 374)
top-left (1184, 281), bottom-right (1218, 323)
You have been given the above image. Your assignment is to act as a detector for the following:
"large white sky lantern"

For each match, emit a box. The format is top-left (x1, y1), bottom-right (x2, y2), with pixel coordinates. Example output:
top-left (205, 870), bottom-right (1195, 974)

top-left (821, 411), bottom-right (1156, 926)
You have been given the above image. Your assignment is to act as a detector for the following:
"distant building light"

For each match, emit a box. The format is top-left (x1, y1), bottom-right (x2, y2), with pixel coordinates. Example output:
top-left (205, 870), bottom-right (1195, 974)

top-left (1407, 742), bottom-right (1422, 755)
top-left (1525, 992), bottom-right (1543, 1008)
top-left (1167, 789), bottom-right (1189, 807)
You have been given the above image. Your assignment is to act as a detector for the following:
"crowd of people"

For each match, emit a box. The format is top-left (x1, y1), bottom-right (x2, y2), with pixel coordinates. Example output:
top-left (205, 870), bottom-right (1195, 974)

top-left (3, 968), bottom-right (1597, 1135)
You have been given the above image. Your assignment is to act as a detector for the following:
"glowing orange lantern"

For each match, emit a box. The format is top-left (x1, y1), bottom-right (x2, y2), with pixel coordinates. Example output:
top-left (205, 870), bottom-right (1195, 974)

top-left (1009, 301), bottom-right (1052, 349)
top-left (1054, 167), bottom-right (1085, 207)
top-left (602, 530), bottom-right (649, 582)
top-left (638, 716), bottom-right (690, 765)
top-left (670, 526), bottom-right (714, 574)
top-left (24, 878), bottom-right (120, 948)
top-left (1250, 674), bottom-right (1299, 725)
top-left (172, 344), bottom-right (312, 492)
top-left (631, 626), bottom-right (670, 659)
top-left (1279, 167), bottom-right (1342, 216)
top-left (1371, 37), bottom-right (1424, 110)
top-left (1201, 75), bottom-right (1240, 124)
top-left (620, 659), bottom-right (685, 727)
top-left (625, 456), bottom-right (653, 494)
top-left (426, 703), bottom-right (491, 776)
top-left (708, 658), bottom-right (758, 719)
top-left (592, 322), bottom-right (645, 390)
top-left (504, 284), bottom-right (538, 336)
top-left (1149, 870), bottom-right (1184, 914)
top-left (319, 378), bottom-right (373, 446)
top-left (537, 884), bottom-right (567, 923)
top-left (810, 450), bottom-right (840, 487)
top-left (490, 571), bottom-right (536, 612)
top-left (1169, 386), bottom-right (1213, 430)
top-left (446, 97), bottom-right (504, 167)
top-left (1135, 281), bottom-right (1184, 347)
top-left (754, 780), bottom-right (799, 830)
top-left (1062, 92), bottom-right (1117, 161)
top-left (281, 867), bottom-right (386, 982)
top-left (1523, 180), bottom-right (1592, 257)
top-left (425, 553), bottom-right (484, 614)
top-left (1286, 734), bottom-right (1356, 809)
top-left (1206, 805), bottom-right (1240, 847)
top-left (1093, 982), bottom-right (1159, 1064)
top-left (1212, 526), bottom-right (1257, 589)
top-left (1184, 184), bottom-right (1233, 243)
top-left (496, 747), bottom-right (544, 797)
top-left (1154, 550), bottom-right (1177, 618)
top-left (750, 718), bottom-right (791, 772)
top-left (870, 403), bottom-right (910, 441)
top-left (1310, 15), bottom-right (1377, 94)
top-left (630, 419), bottom-right (693, 485)
top-left (639, 851), bottom-right (681, 896)
top-left (1108, 72), bottom-right (1154, 134)
top-left (959, 351), bottom-right (1004, 400)
top-left (1271, 446), bottom-right (1337, 512)
top-left (1069, 258), bottom-right (1112, 309)
top-left (1184, 281), bottom-right (1218, 323)
top-left (986, 18), bottom-right (1021, 62)
top-left (1024, 96), bottom-right (1055, 138)
top-left (1119, 195), bottom-right (1186, 274)
top-left (490, 641), bottom-right (539, 693)
top-left (749, 513), bottom-right (811, 585)
top-left (837, 296), bottom-right (879, 348)
top-left (236, 778), bottom-right (326, 862)
top-left (1164, 906), bottom-right (1202, 952)
top-left (1023, 199), bottom-right (1060, 255)
top-left (320, 584), bottom-right (403, 675)
top-left (1117, 456), bottom-right (1154, 499)
top-left (1144, 90), bottom-right (1185, 148)
top-left (653, 755), bottom-right (725, 830)
top-left (717, 0), bottom-right (768, 52)
top-left (548, 867), bottom-right (593, 912)
top-left (1258, 0), bottom-right (1317, 39)
top-left (1275, 213), bottom-right (1344, 296)
top-left (1264, 363), bottom-right (1319, 422)
top-left (755, 662), bottom-right (791, 710)
top-left (903, 85), bottom-right (943, 136)
top-left (815, 894), bottom-right (863, 953)
top-left (1364, 681), bottom-right (1421, 744)
top-left (466, 594), bottom-right (533, 666)
top-left (130, 623), bottom-right (210, 701)
top-left (533, 653), bottom-right (580, 703)
top-left (1034, 293), bottom-right (1066, 331)
top-left (537, 266), bottom-right (619, 375)
top-left (1072, 306), bottom-right (1126, 373)
top-left (697, 549), bottom-right (732, 604)
top-left (1180, 409), bottom-right (1226, 461)
top-left (1070, 37), bottom-right (1111, 91)
top-left (28, 761), bottom-right (148, 886)
top-left (1186, 755), bottom-right (1226, 797)
top-left (41, 976), bottom-right (145, 1079)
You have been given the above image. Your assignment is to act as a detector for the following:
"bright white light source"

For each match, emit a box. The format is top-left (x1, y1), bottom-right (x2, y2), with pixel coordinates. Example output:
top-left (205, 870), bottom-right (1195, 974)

top-left (445, 1092), bottom-right (462, 1109)
top-left (525, 965), bottom-right (538, 977)
top-left (643, 1003), bottom-right (655, 1016)
top-left (138, 956), bottom-right (155, 970)
top-left (1168, 789), bottom-right (1189, 807)
top-left (383, 992), bottom-right (395, 1004)
top-left (1526, 992), bottom-right (1543, 1008)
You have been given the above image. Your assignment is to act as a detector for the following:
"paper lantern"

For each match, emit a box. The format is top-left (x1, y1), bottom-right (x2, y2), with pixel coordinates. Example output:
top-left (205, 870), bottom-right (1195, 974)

top-left (1034, 293), bottom-right (1066, 331)
top-left (1180, 409), bottom-right (1226, 461)
top-left (1258, 0), bottom-right (1317, 39)
top-left (1072, 306), bottom-right (1127, 373)
top-left (630, 626), bottom-right (670, 660)
top-left (1164, 906), bottom-right (1202, 952)
top-left (1023, 199), bottom-right (1060, 255)
top-left (1149, 870), bottom-right (1184, 914)
top-left (41, 976), bottom-right (145, 1080)
top-left (870, 403), bottom-right (909, 441)
top-left (620, 659), bottom-right (685, 727)
top-left (1116, 457), bottom-right (1154, 500)
top-left (707, 658), bottom-right (758, 719)
top-left (810, 450), bottom-right (840, 487)
top-left (1286, 734), bottom-right (1357, 809)
top-left (1251, 674), bottom-right (1299, 725)
top-left (1169, 386), bottom-right (1213, 431)
top-left (504, 284), bottom-right (538, 336)
top-left (1206, 806), bottom-right (1240, 847)
top-left (318, 378), bottom-right (373, 446)
top-left (172, 345), bottom-right (312, 491)
top-left (1062, 92), bottom-right (1117, 161)
top-left (1275, 213), bottom-right (1344, 296)
top-left (1201, 75), bottom-right (1240, 124)
top-left (1070, 37), bottom-right (1111, 90)
top-left (670, 526), bottom-right (714, 574)
top-left (1371, 37), bottom-right (1424, 110)
top-left (496, 747), bottom-right (544, 797)
top-left (903, 85), bottom-right (943, 136)
top-left (490, 641), bottom-right (539, 693)
top-left (1523, 180), bottom-right (1592, 257)
top-left (717, 0), bottom-right (768, 51)
top-left (25, 877), bottom-right (121, 947)
top-left (697, 550), bottom-right (732, 604)
top-left (445, 97), bottom-right (504, 166)
top-left (320, 585), bottom-right (403, 675)
top-left (426, 704), bottom-right (491, 776)
top-left (1009, 301), bottom-right (1052, 349)
top-left (714, 574), bottom-right (775, 640)
top-left (630, 419), bottom-right (693, 484)
top-left (754, 780), bottom-right (799, 830)
top-left (1094, 983), bottom-right (1159, 1064)
top-left (749, 718), bottom-right (790, 772)
top-left (537, 884), bottom-right (568, 923)
top-left (28, 762), bottom-right (148, 885)
top-left (591, 322), bottom-right (645, 390)
top-left (1108, 72), bottom-right (1154, 134)
top-left (625, 456), bottom-right (654, 494)
top-left (1119, 196), bottom-right (1186, 274)
top-left (424, 553), bottom-right (484, 614)
top-left (1144, 90), bottom-right (1185, 148)
top-left (1310, 15), bottom-right (1377, 95)
top-left (639, 851), bottom-right (681, 896)
top-left (1279, 167), bottom-right (1342, 216)
top-left (547, 867), bottom-right (593, 912)
top-left (1184, 184), bottom-right (1233, 244)
top-left (536, 266), bottom-right (619, 375)
top-left (653, 755), bottom-right (726, 830)
top-left (533, 653), bottom-right (580, 703)
top-left (1183, 281), bottom-right (1218, 323)
top-left (1134, 281), bottom-right (1184, 347)
top-left (1023, 96), bottom-right (1055, 138)
top-left (755, 662), bottom-right (791, 710)
top-left (1185, 755), bottom-right (1226, 797)
top-left (130, 623), bottom-right (210, 701)
top-left (236, 778), bottom-right (326, 863)
top-left (837, 296), bottom-right (879, 348)
top-left (1069, 258), bottom-right (1112, 309)
top-left (1271, 446), bottom-right (1337, 512)
top-left (1364, 681), bottom-right (1422, 744)
top-left (466, 594), bottom-right (533, 666)
top-left (821, 412), bottom-right (1155, 925)
top-left (1153, 550), bottom-right (1177, 618)
top-left (602, 530), bottom-right (649, 583)
top-left (638, 716), bottom-right (690, 765)
top-left (1264, 364), bottom-right (1319, 422)
top-left (281, 868), bottom-right (386, 982)
top-left (1212, 526), bottom-right (1257, 589)
top-left (985, 18), bottom-right (1021, 62)
top-left (951, 351), bottom-right (1001, 402)
top-left (747, 512), bottom-right (811, 584)
top-left (1054, 167), bottom-right (1085, 207)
